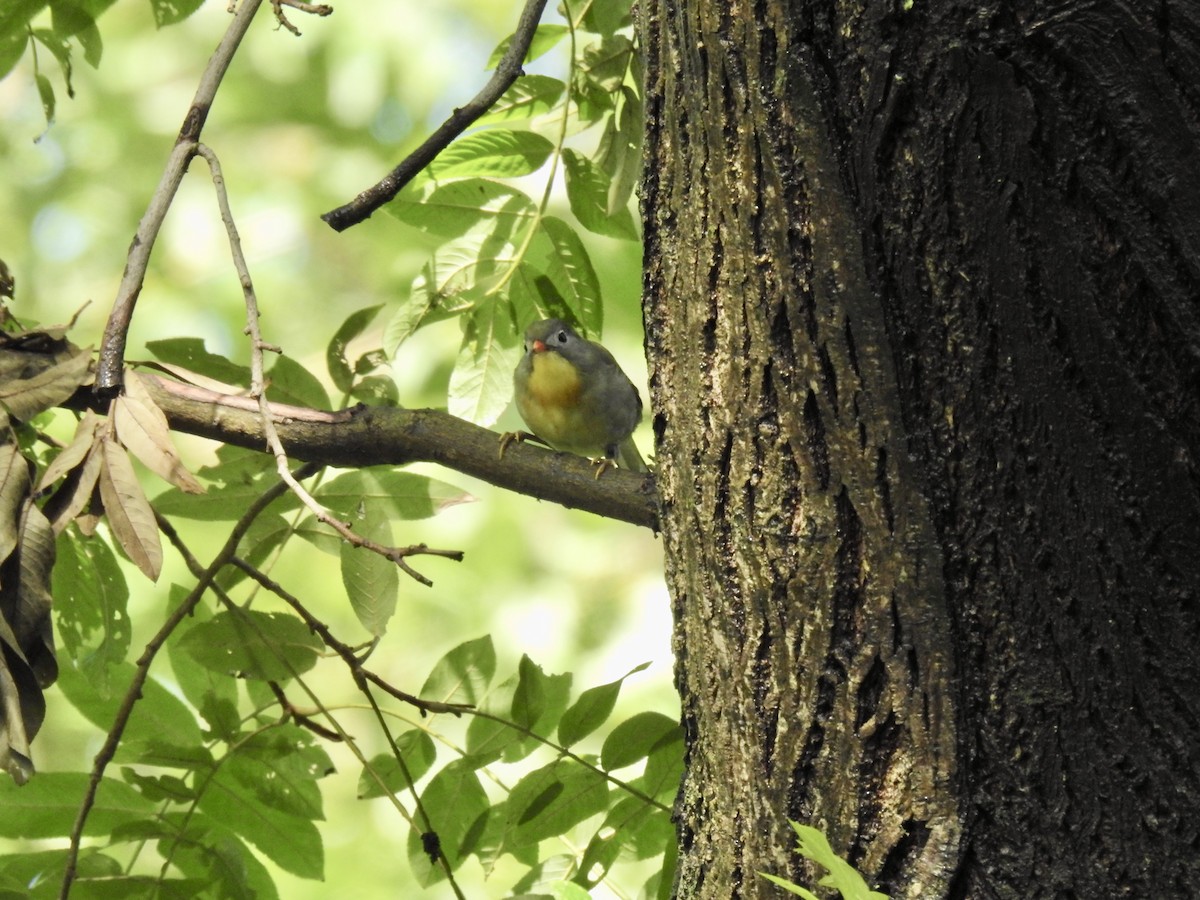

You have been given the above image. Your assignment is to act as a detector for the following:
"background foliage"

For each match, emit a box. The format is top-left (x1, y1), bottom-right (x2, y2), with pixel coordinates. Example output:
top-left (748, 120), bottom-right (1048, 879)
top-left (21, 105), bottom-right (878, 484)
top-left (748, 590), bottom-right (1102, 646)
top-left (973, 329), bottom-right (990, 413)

top-left (0, 0), bottom-right (673, 897)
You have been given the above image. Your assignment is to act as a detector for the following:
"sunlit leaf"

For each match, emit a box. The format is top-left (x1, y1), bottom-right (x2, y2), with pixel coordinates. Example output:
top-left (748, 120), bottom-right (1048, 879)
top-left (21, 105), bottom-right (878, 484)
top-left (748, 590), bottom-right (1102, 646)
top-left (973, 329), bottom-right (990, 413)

top-left (504, 759), bottom-right (609, 850)
top-left (559, 660), bottom-right (651, 747)
top-left (478, 75), bottom-right (566, 124)
top-left (528, 216), bottom-right (604, 335)
top-left (266, 354), bottom-right (330, 410)
top-left (601, 711), bottom-right (681, 771)
top-left (145, 338), bottom-right (251, 387)
top-left (562, 148), bottom-right (639, 240)
top-left (486, 23), bottom-right (569, 68)
top-left (448, 296), bottom-right (521, 427)
top-left (424, 130), bottom-right (554, 181)
top-left (420, 635), bottom-right (495, 706)
top-left (389, 177), bottom-right (536, 239)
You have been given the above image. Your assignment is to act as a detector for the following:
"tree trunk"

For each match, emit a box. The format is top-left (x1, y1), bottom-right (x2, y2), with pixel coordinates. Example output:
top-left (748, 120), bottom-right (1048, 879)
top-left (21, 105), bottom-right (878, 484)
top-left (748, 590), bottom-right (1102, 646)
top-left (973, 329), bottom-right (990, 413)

top-left (640, 1), bottom-right (1200, 897)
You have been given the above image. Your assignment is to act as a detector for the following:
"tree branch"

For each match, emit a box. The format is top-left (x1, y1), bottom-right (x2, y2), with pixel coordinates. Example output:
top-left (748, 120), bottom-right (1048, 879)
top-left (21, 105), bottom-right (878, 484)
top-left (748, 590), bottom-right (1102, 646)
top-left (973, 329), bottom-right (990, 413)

top-left (319, 0), bottom-right (550, 231)
top-left (96, 0), bottom-right (264, 394)
top-left (69, 373), bottom-right (660, 530)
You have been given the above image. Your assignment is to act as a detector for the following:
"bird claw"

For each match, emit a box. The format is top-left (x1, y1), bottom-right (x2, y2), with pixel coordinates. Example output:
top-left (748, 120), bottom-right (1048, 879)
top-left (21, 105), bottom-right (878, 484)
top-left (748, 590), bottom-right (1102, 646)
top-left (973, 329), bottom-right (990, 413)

top-left (499, 430), bottom-right (543, 459)
top-left (591, 457), bottom-right (616, 479)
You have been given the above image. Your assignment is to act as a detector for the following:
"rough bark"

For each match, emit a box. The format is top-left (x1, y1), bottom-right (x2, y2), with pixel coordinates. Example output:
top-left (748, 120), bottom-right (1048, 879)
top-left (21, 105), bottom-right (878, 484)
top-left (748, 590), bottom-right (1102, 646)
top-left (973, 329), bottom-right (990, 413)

top-left (641, 0), bottom-right (1200, 897)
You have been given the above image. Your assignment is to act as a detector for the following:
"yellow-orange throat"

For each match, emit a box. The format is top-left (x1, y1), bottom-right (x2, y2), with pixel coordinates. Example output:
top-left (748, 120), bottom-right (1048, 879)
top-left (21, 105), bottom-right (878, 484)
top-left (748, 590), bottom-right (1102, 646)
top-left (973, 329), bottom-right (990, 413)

top-left (527, 350), bottom-right (582, 407)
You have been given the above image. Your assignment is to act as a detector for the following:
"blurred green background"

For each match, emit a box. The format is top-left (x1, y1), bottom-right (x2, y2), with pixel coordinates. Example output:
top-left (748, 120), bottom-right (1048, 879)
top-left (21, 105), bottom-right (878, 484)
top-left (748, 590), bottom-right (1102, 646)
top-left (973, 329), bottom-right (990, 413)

top-left (0, 1), bottom-right (673, 896)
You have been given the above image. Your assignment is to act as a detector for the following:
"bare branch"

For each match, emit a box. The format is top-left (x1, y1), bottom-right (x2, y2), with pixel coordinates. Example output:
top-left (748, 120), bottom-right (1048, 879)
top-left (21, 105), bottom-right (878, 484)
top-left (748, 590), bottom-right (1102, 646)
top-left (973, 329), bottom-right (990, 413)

top-left (320, 0), bottom-right (550, 231)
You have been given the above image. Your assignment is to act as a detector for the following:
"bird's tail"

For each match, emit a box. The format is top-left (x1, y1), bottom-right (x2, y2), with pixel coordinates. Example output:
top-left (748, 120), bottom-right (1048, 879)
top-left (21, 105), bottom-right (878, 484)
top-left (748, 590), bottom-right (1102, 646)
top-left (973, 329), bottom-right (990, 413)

top-left (617, 436), bottom-right (649, 473)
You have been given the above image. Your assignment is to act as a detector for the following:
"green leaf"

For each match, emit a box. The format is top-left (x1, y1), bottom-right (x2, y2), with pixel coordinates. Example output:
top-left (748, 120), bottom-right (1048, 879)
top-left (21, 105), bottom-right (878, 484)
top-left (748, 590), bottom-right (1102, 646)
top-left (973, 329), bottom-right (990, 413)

top-left (339, 501), bottom-right (398, 636)
top-left (486, 23), bottom-right (568, 68)
top-left (528, 216), bottom-right (604, 335)
top-left (790, 823), bottom-right (891, 900)
top-left (0, 25), bottom-right (30, 82)
top-left (424, 129), bottom-right (554, 181)
top-left (639, 720), bottom-right (685, 800)
top-left (478, 75), bottom-right (566, 124)
top-left (50, 1), bottom-right (101, 66)
top-left (388, 177), bottom-right (536, 239)
top-left (504, 759), bottom-right (609, 850)
top-left (596, 85), bottom-right (644, 214)
top-left (169, 816), bottom-right (281, 900)
top-left (405, 232), bottom-right (506, 325)
top-left (511, 654), bottom-right (547, 730)
top-left (0, 772), bottom-right (155, 838)
top-left (150, 0), bottom-right (205, 27)
top-left (579, 0), bottom-right (632, 36)
top-left (448, 296), bottom-right (522, 427)
top-left (52, 531), bottom-right (130, 692)
top-left (196, 769), bottom-right (324, 879)
top-left (559, 676), bottom-right (624, 748)
top-left (562, 148), bottom-right (639, 240)
top-left (420, 635), bottom-right (495, 706)
top-left (358, 730), bottom-right (437, 799)
top-left (56, 658), bottom-right (203, 749)
top-left (326, 304), bottom-right (382, 393)
top-left (601, 711), bottom-right (681, 771)
top-left (406, 761), bottom-right (489, 886)
top-left (145, 338), bottom-right (251, 387)
top-left (266, 354), bottom-right (330, 409)
top-left (34, 67), bottom-right (56, 126)
top-left (314, 468), bottom-right (472, 521)
top-left (576, 795), bottom-right (671, 887)
top-left (227, 726), bottom-right (332, 820)
top-left (0, 849), bottom-right (123, 897)
top-left (759, 872), bottom-right (821, 899)
top-left (177, 610), bottom-right (322, 681)
top-left (382, 290), bottom-right (437, 356)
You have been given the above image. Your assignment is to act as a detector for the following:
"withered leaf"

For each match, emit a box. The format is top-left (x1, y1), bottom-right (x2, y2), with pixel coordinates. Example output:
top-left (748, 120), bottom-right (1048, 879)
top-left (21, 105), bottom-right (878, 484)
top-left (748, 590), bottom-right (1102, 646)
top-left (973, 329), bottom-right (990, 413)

top-left (113, 371), bottom-right (203, 494)
top-left (98, 437), bottom-right (162, 581)
top-left (0, 344), bottom-right (92, 423)
top-left (37, 410), bottom-right (103, 492)
top-left (0, 440), bottom-right (31, 567)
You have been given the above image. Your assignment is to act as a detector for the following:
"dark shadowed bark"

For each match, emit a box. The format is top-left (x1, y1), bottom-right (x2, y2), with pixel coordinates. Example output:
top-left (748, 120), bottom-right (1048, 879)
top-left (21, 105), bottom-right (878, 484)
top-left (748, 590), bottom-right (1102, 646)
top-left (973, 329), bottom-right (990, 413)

top-left (640, 1), bottom-right (1200, 897)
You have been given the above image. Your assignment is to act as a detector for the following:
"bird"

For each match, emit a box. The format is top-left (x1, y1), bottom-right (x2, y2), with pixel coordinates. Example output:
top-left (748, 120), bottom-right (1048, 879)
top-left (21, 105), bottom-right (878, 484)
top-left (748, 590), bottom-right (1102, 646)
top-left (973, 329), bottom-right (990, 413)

top-left (504, 318), bottom-right (647, 477)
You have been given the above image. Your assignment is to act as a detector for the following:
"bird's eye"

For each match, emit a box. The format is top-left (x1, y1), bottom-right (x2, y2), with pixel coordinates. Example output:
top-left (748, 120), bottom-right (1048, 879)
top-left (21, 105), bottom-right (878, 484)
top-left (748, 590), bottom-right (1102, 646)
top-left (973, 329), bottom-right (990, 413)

top-left (555, 330), bottom-right (568, 343)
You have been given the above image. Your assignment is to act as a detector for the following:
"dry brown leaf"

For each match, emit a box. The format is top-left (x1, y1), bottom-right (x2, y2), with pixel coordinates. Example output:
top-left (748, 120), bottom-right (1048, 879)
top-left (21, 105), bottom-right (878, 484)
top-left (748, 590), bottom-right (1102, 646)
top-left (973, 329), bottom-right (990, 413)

top-left (98, 436), bottom-right (162, 581)
top-left (45, 441), bottom-right (104, 535)
top-left (36, 410), bottom-right (103, 492)
top-left (113, 371), bottom-right (204, 494)
top-left (0, 344), bottom-right (92, 423)
top-left (0, 441), bottom-right (31, 567)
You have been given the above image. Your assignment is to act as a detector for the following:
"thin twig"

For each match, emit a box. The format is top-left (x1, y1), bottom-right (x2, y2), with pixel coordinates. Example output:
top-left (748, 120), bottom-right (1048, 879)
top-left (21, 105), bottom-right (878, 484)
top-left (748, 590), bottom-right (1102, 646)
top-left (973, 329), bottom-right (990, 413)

top-left (229, 556), bottom-right (471, 716)
top-left (194, 144), bottom-right (465, 586)
top-left (320, 0), bottom-right (550, 231)
top-left (58, 470), bottom-right (298, 900)
top-left (96, 0), bottom-right (264, 393)
top-left (270, 0), bottom-right (332, 34)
